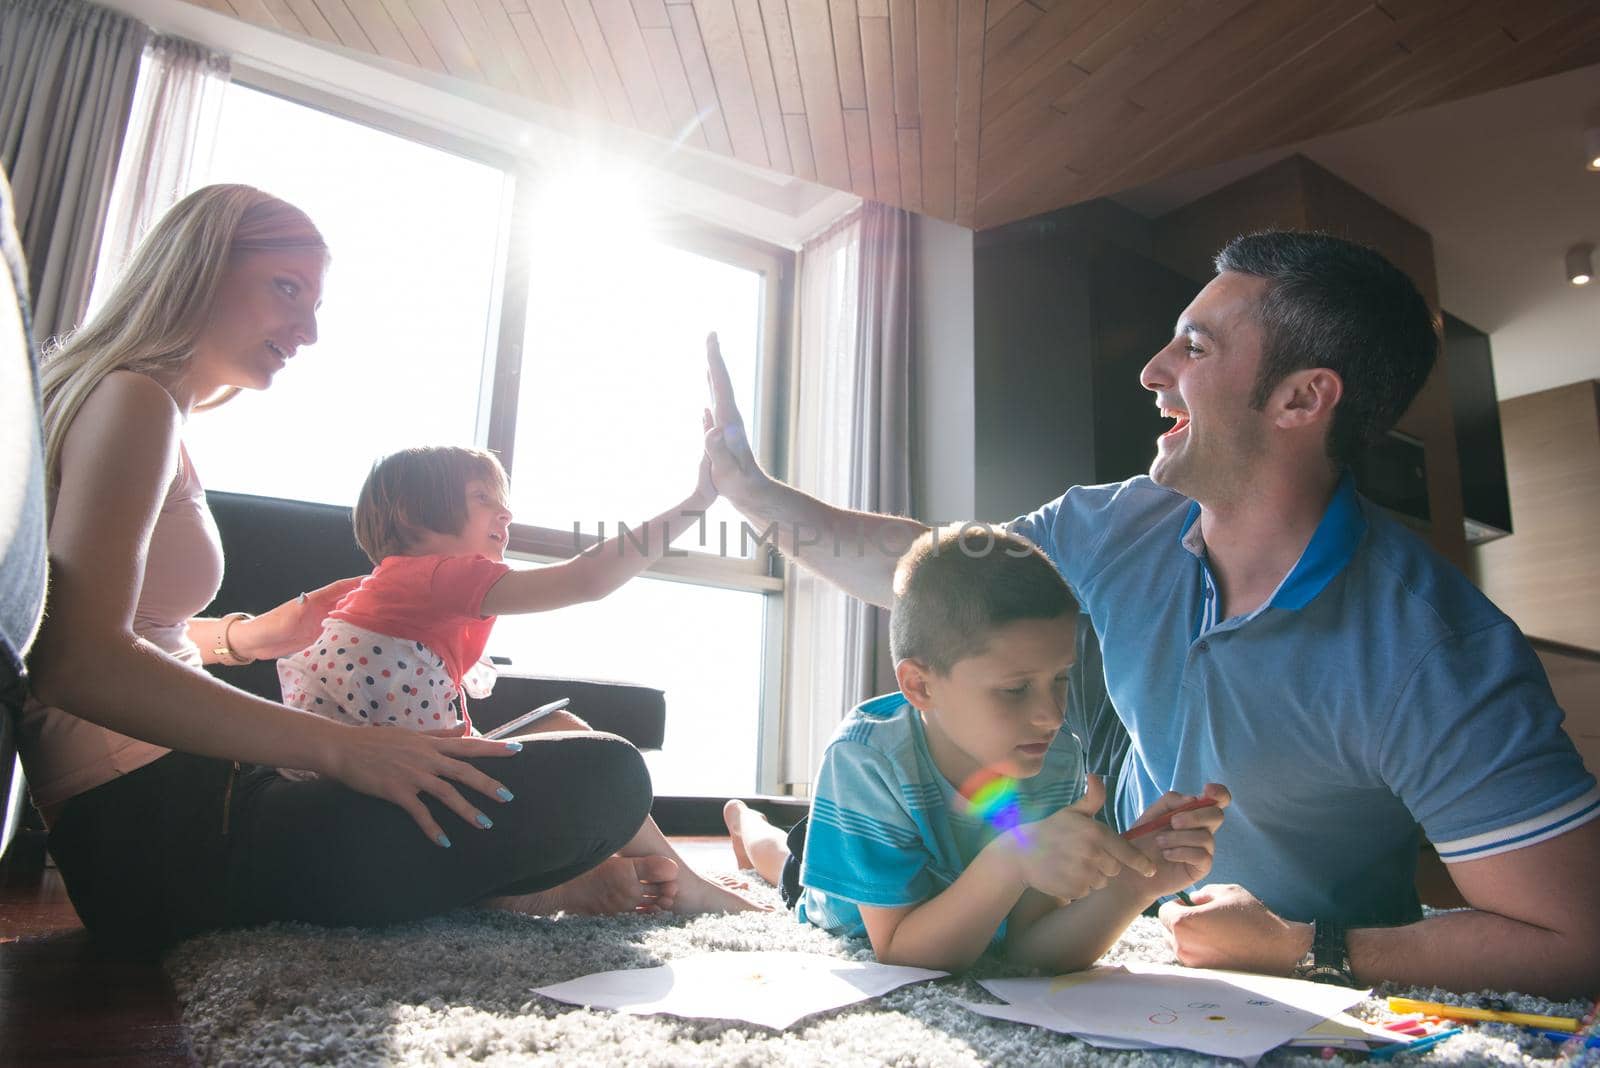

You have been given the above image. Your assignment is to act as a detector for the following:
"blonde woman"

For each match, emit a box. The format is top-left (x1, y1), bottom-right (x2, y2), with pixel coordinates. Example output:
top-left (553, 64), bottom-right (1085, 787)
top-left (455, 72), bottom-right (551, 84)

top-left (24, 185), bottom-right (663, 950)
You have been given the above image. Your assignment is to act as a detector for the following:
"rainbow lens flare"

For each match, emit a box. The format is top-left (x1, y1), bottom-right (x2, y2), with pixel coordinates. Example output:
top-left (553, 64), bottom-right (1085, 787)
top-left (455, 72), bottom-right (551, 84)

top-left (963, 769), bottom-right (1025, 838)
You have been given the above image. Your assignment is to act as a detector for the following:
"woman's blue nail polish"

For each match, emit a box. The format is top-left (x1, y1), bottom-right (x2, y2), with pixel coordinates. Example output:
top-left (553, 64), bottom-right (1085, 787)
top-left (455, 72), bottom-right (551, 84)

top-left (436, 833), bottom-right (452, 848)
top-left (475, 813), bottom-right (493, 829)
top-left (496, 787), bottom-right (515, 802)
top-left (503, 741), bottom-right (523, 752)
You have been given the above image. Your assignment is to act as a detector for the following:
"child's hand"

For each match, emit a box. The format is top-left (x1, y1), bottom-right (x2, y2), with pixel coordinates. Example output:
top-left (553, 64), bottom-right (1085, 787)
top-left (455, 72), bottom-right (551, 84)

top-left (1123, 783), bottom-right (1230, 899)
top-left (1003, 775), bottom-right (1157, 903)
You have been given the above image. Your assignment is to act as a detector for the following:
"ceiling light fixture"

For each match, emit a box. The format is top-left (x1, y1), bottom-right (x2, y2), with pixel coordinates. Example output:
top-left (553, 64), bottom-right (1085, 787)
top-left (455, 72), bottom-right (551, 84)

top-left (1588, 119), bottom-right (1600, 171)
top-left (1568, 243), bottom-right (1594, 286)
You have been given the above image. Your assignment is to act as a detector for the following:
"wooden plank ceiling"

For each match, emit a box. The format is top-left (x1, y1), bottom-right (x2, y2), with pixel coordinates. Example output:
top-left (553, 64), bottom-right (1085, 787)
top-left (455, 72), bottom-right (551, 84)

top-left (183, 0), bottom-right (1600, 229)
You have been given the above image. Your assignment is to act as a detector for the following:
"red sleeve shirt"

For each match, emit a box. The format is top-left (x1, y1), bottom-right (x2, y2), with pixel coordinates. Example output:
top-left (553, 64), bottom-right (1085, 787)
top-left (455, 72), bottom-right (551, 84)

top-left (330, 554), bottom-right (511, 687)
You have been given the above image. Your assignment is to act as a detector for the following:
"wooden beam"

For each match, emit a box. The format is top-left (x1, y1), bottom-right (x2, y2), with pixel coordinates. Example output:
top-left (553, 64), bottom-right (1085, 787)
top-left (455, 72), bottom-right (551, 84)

top-left (642, 25), bottom-right (711, 147)
top-left (666, 2), bottom-right (735, 153)
top-left (953, 0), bottom-right (983, 226)
top-left (563, 0), bottom-right (639, 126)
top-left (532, 0), bottom-right (609, 116)
top-left (402, 0), bottom-right (482, 77)
top-left (859, 15), bottom-right (901, 206)
top-left (694, 0), bottom-right (774, 164)
top-left (592, 0), bottom-right (674, 134)
top-left (377, 0), bottom-right (447, 73)
top-left (732, 0), bottom-right (793, 170)
top-left (788, 0), bottom-right (852, 189)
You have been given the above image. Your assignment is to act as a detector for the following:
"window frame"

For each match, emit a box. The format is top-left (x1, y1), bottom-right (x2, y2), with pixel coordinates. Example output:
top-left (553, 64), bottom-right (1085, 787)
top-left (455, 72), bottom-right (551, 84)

top-left (215, 71), bottom-right (796, 794)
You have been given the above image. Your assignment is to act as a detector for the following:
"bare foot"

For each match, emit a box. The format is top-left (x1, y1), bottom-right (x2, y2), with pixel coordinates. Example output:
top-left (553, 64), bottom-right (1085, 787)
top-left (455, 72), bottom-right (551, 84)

top-left (670, 867), bottom-right (772, 915)
top-left (487, 855), bottom-right (679, 916)
top-left (712, 872), bottom-right (754, 892)
top-left (723, 799), bottom-right (756, 869)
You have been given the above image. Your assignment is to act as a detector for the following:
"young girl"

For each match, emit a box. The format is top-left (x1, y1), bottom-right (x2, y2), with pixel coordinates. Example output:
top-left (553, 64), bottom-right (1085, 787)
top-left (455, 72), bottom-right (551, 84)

top-left (278, 443), bottom-right (759, 915)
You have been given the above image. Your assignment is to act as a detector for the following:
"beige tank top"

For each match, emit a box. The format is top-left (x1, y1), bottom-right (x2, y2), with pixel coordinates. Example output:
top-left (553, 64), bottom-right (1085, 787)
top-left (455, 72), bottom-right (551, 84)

top-left (20, 442), bottom-right (225, 813)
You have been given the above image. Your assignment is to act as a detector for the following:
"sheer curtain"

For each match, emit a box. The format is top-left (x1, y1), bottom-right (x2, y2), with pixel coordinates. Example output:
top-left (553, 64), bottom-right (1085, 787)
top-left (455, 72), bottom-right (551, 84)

top-left (0, 0), bottom-right (148, 343)
top-left (780, 202), bottom-right (912, 790)
top-left (92, 35), bottom-right (229, 302)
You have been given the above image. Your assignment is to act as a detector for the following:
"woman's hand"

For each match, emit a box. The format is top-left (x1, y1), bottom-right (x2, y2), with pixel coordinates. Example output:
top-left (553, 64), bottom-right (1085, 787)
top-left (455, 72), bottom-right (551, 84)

top-left (317, 724), bottom-right (524, 847)
top-left (1123, 783), bottom-right (1231, 898)
top-left (232, 576), bottom-right (362, 660)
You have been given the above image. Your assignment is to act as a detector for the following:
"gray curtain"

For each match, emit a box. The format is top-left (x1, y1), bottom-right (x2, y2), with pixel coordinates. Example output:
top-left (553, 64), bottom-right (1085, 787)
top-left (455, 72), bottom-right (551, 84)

top-left (841, 201), bottom-right (911, 704)
top-left (94, 34), bottom-right (229, 290)
top-left (781, 200), bottom-right (913, 787)
top-left (0, 0), bottom-right (148, 345)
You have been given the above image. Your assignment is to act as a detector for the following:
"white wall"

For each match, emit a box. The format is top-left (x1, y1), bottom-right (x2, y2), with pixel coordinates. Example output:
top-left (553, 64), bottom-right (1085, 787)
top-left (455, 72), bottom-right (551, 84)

top-left (910, 213), bottom-right (976, 525)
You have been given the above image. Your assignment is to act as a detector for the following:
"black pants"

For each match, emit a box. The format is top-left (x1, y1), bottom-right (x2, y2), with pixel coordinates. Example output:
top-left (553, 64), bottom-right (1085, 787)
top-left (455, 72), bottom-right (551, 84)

top-left (46, 731), bottom-right (652, 953)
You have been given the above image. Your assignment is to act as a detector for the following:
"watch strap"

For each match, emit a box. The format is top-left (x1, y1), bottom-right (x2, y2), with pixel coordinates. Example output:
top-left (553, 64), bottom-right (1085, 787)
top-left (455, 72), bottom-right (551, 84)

top-left (1294, 919), bottom-right (1355, 986)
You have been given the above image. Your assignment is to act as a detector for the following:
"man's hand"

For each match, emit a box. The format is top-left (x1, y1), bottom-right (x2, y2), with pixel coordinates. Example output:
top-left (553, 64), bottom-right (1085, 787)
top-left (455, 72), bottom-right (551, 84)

top-left (1158, 882), bottom-right (1311, 974)
top-left (703, 332), bottom-right (769, 508)
top-left (1125, 783), bottom-right (1230, 898)
top-left (692, 407), bottom-right (719, 511)
top-left (1004, 775), bottom-right (1156, 903)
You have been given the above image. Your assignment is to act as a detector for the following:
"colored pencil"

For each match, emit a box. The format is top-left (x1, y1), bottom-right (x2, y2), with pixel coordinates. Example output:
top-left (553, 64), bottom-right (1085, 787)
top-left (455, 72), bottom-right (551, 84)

top-left (1386, 997), bottom-right (1580, 1033)
top-left (1369, 1028), bottom-right (1462, 1060)
top-left (1121, 797), bottom-right (1220, 840)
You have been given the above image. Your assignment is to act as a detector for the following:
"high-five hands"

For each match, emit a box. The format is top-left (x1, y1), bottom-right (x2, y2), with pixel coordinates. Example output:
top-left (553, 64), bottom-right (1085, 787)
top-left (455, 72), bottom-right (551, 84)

top-left (1002, 774), bottom-right (1157, 904)
top-left (702, 332), bottom-right (769, 505)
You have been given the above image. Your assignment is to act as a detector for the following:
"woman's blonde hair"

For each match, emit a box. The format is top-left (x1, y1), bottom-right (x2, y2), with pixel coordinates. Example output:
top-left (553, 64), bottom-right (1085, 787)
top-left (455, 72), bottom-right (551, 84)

top-left (39, 184), bottom-right (326, 492)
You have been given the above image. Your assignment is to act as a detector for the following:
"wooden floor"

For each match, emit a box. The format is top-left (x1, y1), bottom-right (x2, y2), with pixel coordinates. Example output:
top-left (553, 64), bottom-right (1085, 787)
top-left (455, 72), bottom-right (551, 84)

top-left (0, 831), bottom-right (192, 1066)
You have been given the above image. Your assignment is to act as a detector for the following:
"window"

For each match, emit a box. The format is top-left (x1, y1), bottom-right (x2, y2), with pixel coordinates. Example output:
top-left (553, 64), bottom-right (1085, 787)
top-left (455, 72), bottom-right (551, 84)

top-left (130, 81), bottom-right (789, 794)
top-left (182, 84), bottom-right (506, 508)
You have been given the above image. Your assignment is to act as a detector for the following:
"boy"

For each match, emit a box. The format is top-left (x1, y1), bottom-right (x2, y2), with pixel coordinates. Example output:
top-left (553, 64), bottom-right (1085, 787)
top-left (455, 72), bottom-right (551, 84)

top-left (726, 526), bottom-right (1230, 970)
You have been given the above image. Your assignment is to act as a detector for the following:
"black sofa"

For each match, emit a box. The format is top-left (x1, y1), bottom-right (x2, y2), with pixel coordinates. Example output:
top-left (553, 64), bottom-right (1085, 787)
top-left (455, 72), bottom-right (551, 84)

top-left (202, 490), bottom-right (666, 748)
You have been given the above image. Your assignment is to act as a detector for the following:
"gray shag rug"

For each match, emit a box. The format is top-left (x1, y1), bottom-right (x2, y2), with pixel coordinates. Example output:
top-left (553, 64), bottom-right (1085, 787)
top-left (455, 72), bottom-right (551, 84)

top-left (164, 881), bottom-right (1594, 1067)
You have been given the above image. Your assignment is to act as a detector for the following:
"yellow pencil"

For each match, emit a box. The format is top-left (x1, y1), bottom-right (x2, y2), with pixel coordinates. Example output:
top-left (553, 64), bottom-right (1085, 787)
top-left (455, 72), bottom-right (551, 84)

top-left (1386, 997), bottom-right (1581, 1033)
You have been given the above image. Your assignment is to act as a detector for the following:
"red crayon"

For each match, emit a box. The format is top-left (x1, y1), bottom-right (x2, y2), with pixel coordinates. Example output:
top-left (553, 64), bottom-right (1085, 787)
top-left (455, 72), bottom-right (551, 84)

top-left (1122, 796), bottom-right (1220, 840)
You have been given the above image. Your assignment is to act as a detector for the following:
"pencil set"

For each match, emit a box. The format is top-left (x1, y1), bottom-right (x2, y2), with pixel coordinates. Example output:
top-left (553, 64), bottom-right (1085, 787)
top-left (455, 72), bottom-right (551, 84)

top-left (1369, 995), bottom-right (1600, 1061)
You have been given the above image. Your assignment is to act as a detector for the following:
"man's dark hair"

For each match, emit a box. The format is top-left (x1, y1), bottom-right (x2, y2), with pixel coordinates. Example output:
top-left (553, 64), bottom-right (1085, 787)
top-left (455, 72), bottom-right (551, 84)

top-left (353, 446), bottom-right (509, 565)
top-left (1214, 231), bottom-right (1439, 466)
top-left (890, 526), bottom-right (1078, 675)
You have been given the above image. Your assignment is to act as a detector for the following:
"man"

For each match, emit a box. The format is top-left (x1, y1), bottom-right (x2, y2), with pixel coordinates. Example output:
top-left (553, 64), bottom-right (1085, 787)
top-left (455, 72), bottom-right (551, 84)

top-left (704, 231), bottom-right (1599, 997)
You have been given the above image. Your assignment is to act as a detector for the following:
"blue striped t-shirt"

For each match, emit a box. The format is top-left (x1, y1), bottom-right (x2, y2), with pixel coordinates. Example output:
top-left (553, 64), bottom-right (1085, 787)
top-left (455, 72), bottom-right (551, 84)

top-left (797, 693), bottom-right (1086, 942)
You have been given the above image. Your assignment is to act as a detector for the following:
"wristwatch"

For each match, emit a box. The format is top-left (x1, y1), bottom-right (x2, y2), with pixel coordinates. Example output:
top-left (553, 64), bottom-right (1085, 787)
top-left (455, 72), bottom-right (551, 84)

top-left (1292, 919), bottom-right (1356, 986)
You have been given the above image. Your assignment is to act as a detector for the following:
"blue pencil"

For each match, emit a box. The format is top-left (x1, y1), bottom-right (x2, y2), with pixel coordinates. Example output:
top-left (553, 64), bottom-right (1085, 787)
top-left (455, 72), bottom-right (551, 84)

top-left (1369, 1027), bottom-right (1462, 1060)
top-left (1541, 1030), bottom-right (1600, 1050)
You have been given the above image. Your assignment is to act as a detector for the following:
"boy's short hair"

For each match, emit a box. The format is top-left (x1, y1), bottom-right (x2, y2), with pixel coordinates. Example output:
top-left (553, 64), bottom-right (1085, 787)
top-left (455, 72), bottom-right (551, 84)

top-left (352, 446), bottom-right (509, 564)
top-left (890, 525), bottom-right (1079, 674)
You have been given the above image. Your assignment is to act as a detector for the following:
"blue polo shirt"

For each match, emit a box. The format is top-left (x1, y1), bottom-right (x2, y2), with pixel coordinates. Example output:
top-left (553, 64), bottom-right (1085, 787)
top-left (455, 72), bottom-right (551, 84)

top-left (1010, 473), bottom-right (1599, 926)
